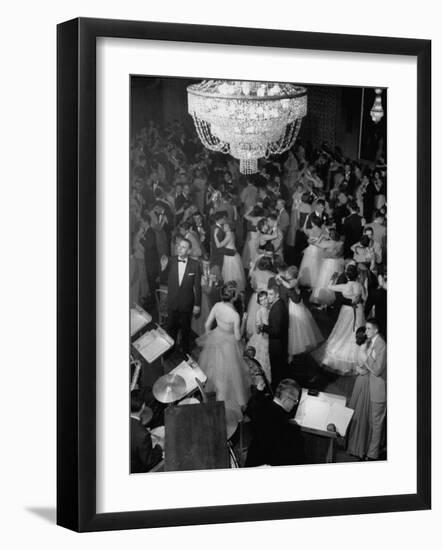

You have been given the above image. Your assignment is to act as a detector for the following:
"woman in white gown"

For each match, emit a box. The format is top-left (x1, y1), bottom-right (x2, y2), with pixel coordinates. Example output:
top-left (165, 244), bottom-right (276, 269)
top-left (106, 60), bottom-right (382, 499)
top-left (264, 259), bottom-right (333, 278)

top-left (247, 290), bottom-right (271, 384)
top-left (246, 256), bottom-right (275, 338)
top-left (197, 284), bottom-right (251, 425)
top-left (312, 265), bottom-right (366, 374)
top-left (276, 266), bottom-right (323, 358)
top-left (310, 229), bottom-right (345, 307)
top-left (298, 215), bottom-right (325, 288)
top-left (217, 222), bottom-right (246, 292)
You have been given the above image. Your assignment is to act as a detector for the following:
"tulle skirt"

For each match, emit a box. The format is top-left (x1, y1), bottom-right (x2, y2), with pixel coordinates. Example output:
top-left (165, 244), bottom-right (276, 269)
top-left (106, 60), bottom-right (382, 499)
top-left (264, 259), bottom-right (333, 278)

top-left (298, 245), bottom-right (323, 288)
top-left (247, 332), bottom-right (271, 384)
top-left (222, 252), bottom-right (246, 291)
top-left (310, 257), bottom-right (345, 305)
top-left (347, 374), bottom-right (372, 458)
top-left (288, 300), bottom-right (323, 356)
top-left (312, 304), bottom-right (365, 375)
top-left (196, 327), bottom-right (251, 424)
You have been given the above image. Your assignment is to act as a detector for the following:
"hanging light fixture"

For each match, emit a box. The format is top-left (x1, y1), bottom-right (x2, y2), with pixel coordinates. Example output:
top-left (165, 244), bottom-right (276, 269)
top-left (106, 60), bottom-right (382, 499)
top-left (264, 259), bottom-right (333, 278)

top-left (370, 88), bottom-right (384, 124)
top-left (187, 80), bottom-right (307, 174)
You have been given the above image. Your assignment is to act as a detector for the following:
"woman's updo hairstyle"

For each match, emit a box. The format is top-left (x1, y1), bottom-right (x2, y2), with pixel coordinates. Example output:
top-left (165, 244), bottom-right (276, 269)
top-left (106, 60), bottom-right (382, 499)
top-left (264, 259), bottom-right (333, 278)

top-left (355, 326), bottom-right (367, 346)
top-left (257, 256), bottom-right (274, 272)
top-left (257, 218), bottom-right (268, 232)
top-left (346, 264), bottom-right (358, 281)
top-left (329, 229), bottom-right (340, 241)
top-left (220, 282), bottom-right (237, 302)
top-left (360, 235), bottom-right (370, 247)
top-left (286, 265), bottom-right (299, 279)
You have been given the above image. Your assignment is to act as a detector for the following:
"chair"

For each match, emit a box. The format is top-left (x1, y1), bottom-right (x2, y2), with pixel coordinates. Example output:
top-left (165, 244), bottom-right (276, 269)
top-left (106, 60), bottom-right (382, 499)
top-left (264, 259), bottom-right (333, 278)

top-left (155, 287), bottom-right (168, 327)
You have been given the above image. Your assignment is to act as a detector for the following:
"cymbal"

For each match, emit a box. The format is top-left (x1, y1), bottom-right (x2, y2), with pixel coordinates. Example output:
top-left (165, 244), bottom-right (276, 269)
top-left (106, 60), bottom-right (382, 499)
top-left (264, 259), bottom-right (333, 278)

top-left (153, 373), bottom-right (187, 403)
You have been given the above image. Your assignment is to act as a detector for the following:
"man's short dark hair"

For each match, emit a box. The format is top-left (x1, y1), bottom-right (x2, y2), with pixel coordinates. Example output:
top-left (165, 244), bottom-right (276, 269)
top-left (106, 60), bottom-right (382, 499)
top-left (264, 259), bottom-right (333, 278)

top-left (268, 283), bottom-right (280, 295)
top-left (316, 199), bottom-right (325, 207)
top-left (348, 199), bottom-right (359, 212)
top-left (177, 237), bottom-right (192, 249)
top-left (267, 213), bottom-right (278, 221)
top-left (130, 389), bottom-right (144, 413)
top-left (366, 317), bottom-right (380, 331)
top-left (214, 211), bottom-right (227, 222)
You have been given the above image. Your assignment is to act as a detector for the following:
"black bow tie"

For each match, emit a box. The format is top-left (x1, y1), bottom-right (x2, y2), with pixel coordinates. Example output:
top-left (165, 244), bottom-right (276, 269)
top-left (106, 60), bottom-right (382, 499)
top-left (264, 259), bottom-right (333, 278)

top-left (178, 259), bottom-right (187, 263)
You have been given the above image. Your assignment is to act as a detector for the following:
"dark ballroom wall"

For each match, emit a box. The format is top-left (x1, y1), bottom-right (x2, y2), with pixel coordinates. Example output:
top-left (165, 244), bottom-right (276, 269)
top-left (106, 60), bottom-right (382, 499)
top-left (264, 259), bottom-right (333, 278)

top-left (131, 77), bottom-right (364, 159)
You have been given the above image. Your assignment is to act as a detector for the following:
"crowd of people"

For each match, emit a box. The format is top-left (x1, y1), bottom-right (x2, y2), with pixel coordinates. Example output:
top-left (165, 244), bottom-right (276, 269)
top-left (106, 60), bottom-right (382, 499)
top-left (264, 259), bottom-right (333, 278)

top-left (130, 117), bottom-right (388, 469)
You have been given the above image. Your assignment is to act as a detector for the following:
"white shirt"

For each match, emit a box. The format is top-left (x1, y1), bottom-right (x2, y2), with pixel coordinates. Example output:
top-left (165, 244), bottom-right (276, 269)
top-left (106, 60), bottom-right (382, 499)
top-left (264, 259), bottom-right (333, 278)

top-left (177, 257), bottom-right (188, 285)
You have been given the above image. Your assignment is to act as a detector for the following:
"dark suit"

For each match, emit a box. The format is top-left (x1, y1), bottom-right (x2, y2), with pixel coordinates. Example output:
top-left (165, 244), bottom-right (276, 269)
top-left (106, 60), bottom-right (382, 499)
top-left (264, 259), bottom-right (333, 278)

top-left (262, 298), bottom-right (289, 387)
top-left (161, 256), bottom-right (201, 354)
top-left (305, 210), bottom-right (329, 230)
top-left (343, 212), bottom-right (363, 258)
top-left (130, 417), bottom-right (163, 473)
top-left (245, 392), bottom-right (305, 466)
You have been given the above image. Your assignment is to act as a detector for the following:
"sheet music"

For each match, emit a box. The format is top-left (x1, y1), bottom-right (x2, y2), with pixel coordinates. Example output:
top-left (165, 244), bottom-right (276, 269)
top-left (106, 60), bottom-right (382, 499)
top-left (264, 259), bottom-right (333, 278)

top-left (294, 389), bottom-right (354, 436)
top-left (327, 402), bottom-right (354, 436)
top-left (130, 306), bottom-right (152, 336)
top-left (133, 328), bottom-right (173, 363)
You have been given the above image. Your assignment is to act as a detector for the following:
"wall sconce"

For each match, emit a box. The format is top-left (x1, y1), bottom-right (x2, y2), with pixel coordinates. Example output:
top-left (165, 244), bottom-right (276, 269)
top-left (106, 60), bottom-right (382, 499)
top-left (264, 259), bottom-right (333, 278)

top-left (370, 88), bottom-right (384, 123)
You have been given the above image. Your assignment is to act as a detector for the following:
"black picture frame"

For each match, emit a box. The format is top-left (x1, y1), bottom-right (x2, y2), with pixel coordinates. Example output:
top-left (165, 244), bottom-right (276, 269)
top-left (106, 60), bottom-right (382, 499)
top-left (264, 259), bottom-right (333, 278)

top-left (57, 17), bottom-right (431, 532)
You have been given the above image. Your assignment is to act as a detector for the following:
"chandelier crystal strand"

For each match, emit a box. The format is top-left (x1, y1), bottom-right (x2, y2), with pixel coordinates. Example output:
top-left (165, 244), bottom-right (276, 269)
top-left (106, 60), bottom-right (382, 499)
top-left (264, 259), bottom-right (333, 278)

top-left (188, 80), bottom-right (307, 174)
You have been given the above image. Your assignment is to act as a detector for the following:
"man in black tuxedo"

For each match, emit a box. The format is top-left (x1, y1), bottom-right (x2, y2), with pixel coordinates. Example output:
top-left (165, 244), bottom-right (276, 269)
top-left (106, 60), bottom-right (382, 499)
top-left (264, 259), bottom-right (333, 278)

top-left (160, 237), bottom-right (201, 354)
top-left (209, 211), bottom-right (235, 269)
top-left (304, 198), bottom-right (329, 231)
top-left (245, 378), bottom-right (305, 467)
top-left (261, 284), bottom-right (289, 388)
top-left (130, 390), bottom-right (163, 473)
top-left (343, 199), bottom-right (363, 258)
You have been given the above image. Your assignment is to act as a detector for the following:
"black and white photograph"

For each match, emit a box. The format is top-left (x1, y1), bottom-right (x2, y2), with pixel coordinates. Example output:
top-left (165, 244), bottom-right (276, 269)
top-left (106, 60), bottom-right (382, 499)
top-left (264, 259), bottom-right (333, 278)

top-left (129, 77), bottom-right (388, 473)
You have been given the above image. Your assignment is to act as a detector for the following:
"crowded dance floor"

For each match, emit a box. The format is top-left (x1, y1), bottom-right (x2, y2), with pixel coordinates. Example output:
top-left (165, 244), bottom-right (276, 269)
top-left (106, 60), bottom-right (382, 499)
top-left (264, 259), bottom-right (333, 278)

top-left (129, 77), bottom-right (387, 473)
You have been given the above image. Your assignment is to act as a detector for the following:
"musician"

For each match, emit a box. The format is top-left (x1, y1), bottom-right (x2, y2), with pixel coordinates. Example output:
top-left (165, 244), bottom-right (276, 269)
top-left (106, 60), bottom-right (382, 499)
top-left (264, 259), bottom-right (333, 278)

top-left (130, 390), bottom-right (163, 473)
top-left (245, 378), bottom-right (305, 467)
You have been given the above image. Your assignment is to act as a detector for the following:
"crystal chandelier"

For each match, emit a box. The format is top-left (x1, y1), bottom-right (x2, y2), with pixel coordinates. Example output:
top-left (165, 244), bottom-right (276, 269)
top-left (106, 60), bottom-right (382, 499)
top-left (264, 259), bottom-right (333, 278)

top-left (187, 80), bottom-right (307, 174)
top-left (370, 88), bottom-right (384, 123)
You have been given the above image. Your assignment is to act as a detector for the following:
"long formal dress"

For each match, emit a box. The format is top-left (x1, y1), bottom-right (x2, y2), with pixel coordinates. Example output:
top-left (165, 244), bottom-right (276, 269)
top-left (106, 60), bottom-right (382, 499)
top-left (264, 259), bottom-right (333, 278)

top-left (287, 285), bottom-right (323, 356)
top-left (298, 227), bottom-right (324, 288)
top-left (246, 268), bottom-right (275, 338)
top-left (197, 303), bottom-right (251, 424)
top-left (312, 281), bottom-right (365, 374)
top-left (247, 306), bottom-right (271, 384)
top-left (310, 240), bottom-right (345, 305)
top-left (221, 231), bottom-right (246, 291)
top-left (347, 345), bottom-right (372, 458)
